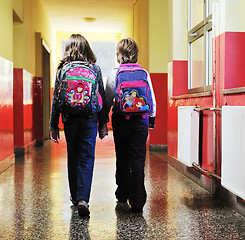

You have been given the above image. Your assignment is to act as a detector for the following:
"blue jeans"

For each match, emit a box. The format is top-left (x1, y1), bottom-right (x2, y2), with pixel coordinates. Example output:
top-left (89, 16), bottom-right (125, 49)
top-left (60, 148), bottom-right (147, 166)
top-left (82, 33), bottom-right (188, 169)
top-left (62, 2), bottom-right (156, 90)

top-left (64, 117), bottom-right (97, 203)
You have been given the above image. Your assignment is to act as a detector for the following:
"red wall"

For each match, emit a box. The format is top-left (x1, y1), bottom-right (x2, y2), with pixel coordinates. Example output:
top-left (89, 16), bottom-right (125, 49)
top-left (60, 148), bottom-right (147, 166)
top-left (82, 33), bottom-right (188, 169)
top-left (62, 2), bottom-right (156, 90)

top-left (167, 60), bottom-right (214, 171)
top-left (0, 104), bottom-right (14, 161)
top-left (13, 69), bottom-right (24, 147)
top-left (1, 65), bottom-right (43, 165)
top-left (149, 73), bottom-right (168, 145)
top-left (223, 32), bottom-right (245, 89)
top-left (215, 32), bottom-right (245, 175)
top-left (173, 61), bottom-right (188, 96)
top-left (167, 32), bottom-right (245, 176)
top-left (13, 68), bottom-right (34, 148)
top-left (0, 59), bottom-right (14, 162)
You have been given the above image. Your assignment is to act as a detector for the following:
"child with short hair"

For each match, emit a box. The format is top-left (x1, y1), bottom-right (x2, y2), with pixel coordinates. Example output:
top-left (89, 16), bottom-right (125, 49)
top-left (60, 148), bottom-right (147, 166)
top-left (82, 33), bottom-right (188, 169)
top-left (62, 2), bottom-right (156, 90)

top-left (105, 38), bottom-right (156, 213)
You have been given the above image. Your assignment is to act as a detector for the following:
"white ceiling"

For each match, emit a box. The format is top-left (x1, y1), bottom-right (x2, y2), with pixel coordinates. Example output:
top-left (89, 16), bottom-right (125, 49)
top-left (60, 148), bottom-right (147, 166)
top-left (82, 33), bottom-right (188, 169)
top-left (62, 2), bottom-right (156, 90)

top-left (42, 0), bottom-right (135, 33)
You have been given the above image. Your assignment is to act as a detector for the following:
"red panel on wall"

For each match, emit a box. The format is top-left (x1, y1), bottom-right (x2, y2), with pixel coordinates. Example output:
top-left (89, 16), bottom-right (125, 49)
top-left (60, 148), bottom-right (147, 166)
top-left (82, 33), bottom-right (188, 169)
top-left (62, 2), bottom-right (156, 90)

top-left (0, 105), bottom-right (14, 161)
top-left (173, 61), bottom-right (188, 96)
top-left (24, 104), bottom-right (33, 146)
top-left (149, 73), bottom-right (168, 145)
top-left (13, 69), bottom-right (34, 148)
top-left (0, 60), bottom-right (14, 161)
top-left (13, 68), bottom-right (24, 147)
top-left (224, 32), bottom-right (245, 89)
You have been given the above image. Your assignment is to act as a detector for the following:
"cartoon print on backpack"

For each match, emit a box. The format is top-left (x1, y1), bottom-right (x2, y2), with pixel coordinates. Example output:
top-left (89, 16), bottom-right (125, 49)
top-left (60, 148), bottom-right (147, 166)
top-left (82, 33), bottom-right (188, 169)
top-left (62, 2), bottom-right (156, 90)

top-left (135, 97), bottom-right (149, 111)
top-left (122, 93), bottom-right (132, 110)
top-left (67, 82), bottom-right (90, 105)
top-left (121, 89), bottom-right (149, 112)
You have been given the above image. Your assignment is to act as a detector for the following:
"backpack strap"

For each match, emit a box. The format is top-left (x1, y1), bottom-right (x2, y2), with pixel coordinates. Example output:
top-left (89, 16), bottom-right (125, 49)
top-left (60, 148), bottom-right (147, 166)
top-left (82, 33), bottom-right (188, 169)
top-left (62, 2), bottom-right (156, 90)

top-left (119, 63), bottom-right (140, 68)
top-left (91, 64), bottom-right (97, 75)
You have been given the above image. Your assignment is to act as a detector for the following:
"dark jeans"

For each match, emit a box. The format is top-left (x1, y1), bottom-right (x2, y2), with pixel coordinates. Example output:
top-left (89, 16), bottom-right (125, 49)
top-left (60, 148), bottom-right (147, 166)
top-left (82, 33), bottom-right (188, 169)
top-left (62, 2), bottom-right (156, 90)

top-left (64, 117), bottom-right (97, 203)
top-left (112, 113), bottom-right (148, 209)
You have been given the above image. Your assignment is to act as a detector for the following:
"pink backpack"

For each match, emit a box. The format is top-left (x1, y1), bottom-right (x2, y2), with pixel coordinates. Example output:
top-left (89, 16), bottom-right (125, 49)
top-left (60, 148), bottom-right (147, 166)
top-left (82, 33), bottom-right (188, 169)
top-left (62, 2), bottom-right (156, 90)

top-left (58, 61), bottom-right (102, 115)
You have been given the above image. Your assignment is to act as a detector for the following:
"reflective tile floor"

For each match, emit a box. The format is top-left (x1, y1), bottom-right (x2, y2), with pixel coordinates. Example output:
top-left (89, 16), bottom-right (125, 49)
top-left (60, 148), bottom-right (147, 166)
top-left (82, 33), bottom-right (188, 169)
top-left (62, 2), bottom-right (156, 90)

top-left (1, 132), bottom-right (245, 239)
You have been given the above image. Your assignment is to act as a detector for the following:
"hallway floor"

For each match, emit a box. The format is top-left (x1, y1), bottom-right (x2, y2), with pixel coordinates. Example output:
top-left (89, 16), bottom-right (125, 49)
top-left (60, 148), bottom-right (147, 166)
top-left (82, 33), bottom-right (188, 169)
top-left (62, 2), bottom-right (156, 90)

top-left (1, 132), bottom-right (245, 240)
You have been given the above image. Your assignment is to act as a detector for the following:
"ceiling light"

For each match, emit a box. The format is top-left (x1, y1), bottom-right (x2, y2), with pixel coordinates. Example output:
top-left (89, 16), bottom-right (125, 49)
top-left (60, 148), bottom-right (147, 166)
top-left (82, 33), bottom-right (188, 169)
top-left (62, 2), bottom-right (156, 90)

top-left (83, 17), bottom-right (97, 22)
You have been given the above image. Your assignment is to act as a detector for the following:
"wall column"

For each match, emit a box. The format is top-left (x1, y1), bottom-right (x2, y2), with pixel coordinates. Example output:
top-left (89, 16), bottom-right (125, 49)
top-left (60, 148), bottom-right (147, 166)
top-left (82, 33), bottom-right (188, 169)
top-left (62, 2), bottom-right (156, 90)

top-left (33, 32), bottom-right (43, 145)
top-left (148, 0), bottom-right (169, 150)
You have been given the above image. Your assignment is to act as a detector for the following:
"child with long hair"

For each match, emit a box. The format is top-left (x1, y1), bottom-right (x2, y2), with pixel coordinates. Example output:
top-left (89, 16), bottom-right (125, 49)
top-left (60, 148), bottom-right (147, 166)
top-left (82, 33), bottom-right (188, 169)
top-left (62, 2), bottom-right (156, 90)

top-left (50, 34), bottom-right (108, 217)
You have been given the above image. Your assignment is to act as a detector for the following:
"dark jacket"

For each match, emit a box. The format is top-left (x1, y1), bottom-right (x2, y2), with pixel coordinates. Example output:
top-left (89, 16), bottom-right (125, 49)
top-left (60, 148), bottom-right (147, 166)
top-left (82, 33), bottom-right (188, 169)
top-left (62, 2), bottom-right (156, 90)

top-left (49, 62), bottom-right (109, 130)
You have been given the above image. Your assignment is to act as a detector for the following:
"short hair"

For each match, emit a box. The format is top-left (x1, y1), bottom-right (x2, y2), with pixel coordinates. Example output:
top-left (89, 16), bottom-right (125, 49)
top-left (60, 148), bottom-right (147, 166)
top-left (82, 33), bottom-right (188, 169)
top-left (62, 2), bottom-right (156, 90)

top-left (59, 34), bottom-right (96, 68)
top-left (116, 38), bottom-right (139, 64)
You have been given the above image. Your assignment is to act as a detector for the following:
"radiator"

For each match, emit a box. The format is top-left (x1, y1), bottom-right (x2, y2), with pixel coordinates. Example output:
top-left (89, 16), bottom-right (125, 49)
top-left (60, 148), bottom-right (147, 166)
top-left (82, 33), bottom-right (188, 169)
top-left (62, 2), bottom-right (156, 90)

top-left (178, 106), bottom-right (199, 167)
top-left (221, 106), bottom-right (245, 199)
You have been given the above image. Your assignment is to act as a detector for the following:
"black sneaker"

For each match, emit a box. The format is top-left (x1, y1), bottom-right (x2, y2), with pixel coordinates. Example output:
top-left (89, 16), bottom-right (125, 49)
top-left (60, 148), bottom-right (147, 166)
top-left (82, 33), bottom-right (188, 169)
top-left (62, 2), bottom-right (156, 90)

top-left (117, 198), bottom-right (128, 203)
top-left (115, 201), bottom-right (130, 212)
top-left (77, 200), bottom-right (90, 217)
top-left (70, 197), bottom-right (77, 206)
top-left (131, 207), bottom-right (143, 213)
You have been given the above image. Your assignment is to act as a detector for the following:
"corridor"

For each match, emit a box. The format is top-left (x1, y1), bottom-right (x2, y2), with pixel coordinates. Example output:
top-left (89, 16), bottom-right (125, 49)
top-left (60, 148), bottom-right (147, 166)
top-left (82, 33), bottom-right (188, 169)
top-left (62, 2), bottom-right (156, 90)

top-left (0, 132), bottom-right (245, 240)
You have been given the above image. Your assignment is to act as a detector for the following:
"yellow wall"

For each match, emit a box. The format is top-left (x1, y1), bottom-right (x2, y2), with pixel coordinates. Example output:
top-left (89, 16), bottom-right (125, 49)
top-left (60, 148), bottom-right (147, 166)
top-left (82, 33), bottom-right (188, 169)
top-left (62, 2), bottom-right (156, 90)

top-left (34, 0), bottom-right (52, 78)
top-left (169, 0), bottom-right (188, 61)
top-left (168, 0), bottom-right (173, 61)
top-left (13, 0), bottom-right (51, 77)
top-left (123, 0), bottom-right (168, 73)
top-left (14, 0), bottom-right (35, 74)
top-left (149, 0), bottom-right (168, 73)
top-left (13, 23), bottom-right (24, 68)
top-left (133, 0), bottom-right (149, 71)
top-left (35, 0), bottom-right (51, 46)
top-left (13, 0), bottom-right (24, 21)
top-left (121, 8), bottom-right (134, 39)
top-left (220, 0), bottom-right (245, 33)
top-left (0, 0), bottom-right (14, 61)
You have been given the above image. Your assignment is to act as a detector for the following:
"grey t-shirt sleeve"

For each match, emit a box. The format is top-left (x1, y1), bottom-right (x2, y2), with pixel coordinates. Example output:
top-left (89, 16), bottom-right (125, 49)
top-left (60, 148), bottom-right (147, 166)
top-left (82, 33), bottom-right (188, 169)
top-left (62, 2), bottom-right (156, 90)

top-left (105, 68), bottom-right (117, 108)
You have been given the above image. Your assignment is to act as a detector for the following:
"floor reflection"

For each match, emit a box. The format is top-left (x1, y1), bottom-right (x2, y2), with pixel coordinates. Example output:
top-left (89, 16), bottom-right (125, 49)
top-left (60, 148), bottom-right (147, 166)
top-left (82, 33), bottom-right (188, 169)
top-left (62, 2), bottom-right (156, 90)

top-left (70, 206), bottom-right (90, 240)
top-left (0, 132), bottom-right (245, 239)
top-left (115, 202), bottom-right (147, 240)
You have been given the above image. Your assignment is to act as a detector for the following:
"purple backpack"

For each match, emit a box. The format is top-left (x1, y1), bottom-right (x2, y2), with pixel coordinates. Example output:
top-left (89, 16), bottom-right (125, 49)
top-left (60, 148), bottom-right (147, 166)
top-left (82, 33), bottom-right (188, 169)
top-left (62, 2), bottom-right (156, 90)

top-left (58, 61), bottom-right (102, 115)
top-left (115, 64), bottom-right (153, 119)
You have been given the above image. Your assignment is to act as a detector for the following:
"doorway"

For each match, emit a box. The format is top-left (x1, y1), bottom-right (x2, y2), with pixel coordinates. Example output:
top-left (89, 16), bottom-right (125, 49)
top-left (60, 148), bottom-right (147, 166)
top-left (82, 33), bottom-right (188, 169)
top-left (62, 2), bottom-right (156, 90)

top-left (42, 43), bottom-right (50, 140)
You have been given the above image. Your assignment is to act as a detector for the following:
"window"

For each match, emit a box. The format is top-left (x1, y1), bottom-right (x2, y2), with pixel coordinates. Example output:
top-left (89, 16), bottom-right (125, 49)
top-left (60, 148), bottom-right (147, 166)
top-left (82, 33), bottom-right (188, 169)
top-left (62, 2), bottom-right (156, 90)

top-left (91, 41), bottom-right (117, 84)
top-left (188, 0), bottom-right (212, 93)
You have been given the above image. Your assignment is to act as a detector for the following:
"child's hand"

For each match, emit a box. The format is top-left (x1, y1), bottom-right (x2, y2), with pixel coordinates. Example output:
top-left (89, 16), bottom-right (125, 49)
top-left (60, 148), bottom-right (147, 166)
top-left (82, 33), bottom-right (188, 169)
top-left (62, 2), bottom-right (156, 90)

top-left (149, 117), bottom-right (155, 129)
top-left (98, 124), bottom-right (108, 140)
top-left (50, 129), bottom-right (60, 143)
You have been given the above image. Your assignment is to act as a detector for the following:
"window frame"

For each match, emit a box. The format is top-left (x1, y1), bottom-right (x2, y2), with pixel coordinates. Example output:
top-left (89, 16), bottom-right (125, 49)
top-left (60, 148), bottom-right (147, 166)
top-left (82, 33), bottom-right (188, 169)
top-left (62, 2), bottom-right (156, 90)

top-left (188, 0), bottom-right (213, 94)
